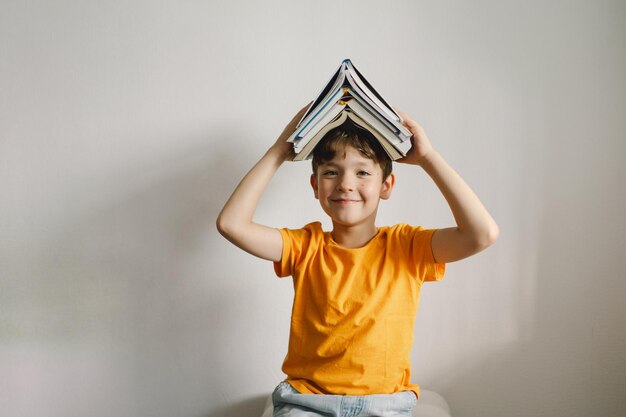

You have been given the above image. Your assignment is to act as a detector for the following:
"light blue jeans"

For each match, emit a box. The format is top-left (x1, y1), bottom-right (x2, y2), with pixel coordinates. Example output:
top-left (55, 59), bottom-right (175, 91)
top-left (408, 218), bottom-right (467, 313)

top-left (272, 381), bottom-right (417, 417)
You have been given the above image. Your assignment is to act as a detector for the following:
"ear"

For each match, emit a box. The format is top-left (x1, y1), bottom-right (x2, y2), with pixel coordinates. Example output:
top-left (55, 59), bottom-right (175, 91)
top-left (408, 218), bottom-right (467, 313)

top-left (310, 174), bottom-right (319, 199)
top-left (380, 173), bottom-right (395, 200)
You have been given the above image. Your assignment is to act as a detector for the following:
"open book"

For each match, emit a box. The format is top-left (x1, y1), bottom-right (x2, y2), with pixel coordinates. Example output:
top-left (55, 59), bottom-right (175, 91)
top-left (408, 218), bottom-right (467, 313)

top-left (289, 59), bottom-right (412, 161)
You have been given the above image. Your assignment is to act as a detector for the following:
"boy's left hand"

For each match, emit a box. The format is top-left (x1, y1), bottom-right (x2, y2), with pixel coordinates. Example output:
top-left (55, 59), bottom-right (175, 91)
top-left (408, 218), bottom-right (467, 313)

top-left (396, 110), bottom-right (435, 166)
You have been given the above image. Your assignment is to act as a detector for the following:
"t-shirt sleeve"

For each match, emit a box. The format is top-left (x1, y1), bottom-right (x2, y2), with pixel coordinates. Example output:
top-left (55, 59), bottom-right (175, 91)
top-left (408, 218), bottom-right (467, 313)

top-left (273, 222), bottom-right (319, 278)
top-left (398, 225), bottom-right (446, 282)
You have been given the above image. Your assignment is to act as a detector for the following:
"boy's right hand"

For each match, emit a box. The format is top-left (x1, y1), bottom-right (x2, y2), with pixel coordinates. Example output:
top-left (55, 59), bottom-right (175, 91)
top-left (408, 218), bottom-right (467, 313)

top-left (270, 103), bottom-right (311, 161)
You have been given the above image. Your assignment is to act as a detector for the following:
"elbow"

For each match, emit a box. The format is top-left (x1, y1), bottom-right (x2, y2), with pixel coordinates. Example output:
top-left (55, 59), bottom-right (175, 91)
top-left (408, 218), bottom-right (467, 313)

top-left (479, 221), bottom-right (500, 251)
top-left (466, 222), bottom-right (499, 255)
top-left (216, 212), bottom-right (249, 244)
top-left (215, 213), bottom-right (234, 239)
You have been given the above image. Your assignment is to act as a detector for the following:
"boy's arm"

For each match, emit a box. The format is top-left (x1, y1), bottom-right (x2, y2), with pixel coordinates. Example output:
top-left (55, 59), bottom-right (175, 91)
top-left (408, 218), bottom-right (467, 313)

top-left (216, 105), bottom-right (308, 262)
top-left (397, 111), bottom-right (500, 264)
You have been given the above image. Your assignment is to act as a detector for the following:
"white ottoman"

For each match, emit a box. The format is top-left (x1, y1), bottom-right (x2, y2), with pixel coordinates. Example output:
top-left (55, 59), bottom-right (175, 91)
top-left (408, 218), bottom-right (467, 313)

top-left (260, 389), bottom-right (451, 417)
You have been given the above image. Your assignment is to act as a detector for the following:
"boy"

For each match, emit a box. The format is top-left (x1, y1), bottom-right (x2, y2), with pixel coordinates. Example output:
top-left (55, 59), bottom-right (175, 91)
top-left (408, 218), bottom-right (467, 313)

top-left (216, 104), bottom-right (499, 416)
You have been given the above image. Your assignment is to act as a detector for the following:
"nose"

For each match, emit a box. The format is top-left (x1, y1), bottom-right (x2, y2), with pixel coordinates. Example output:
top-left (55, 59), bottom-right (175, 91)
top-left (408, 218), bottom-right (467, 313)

top-left (337, 173), bottom-right (355, 192)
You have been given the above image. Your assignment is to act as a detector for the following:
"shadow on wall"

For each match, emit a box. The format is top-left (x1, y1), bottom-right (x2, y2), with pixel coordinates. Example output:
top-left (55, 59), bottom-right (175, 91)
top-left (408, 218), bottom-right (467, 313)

top-left (3, 125), bottom-right (279, 417)
top-left (438, 254), bottom-right (625, 417)
top-left (433, 156), bottom-right (626, 417)
top-left (209, 394), bottom-right (269, 417)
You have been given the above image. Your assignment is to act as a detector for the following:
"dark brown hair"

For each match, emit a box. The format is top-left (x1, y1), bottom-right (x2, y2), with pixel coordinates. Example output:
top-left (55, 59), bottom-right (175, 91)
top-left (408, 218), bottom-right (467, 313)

top-left (311, 121), bottom-right (392, 180)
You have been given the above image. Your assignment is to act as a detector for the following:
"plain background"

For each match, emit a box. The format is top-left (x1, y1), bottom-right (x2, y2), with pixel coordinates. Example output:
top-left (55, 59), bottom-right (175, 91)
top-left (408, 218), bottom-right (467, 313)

top-left (1, 1), bottom-right (625, 416)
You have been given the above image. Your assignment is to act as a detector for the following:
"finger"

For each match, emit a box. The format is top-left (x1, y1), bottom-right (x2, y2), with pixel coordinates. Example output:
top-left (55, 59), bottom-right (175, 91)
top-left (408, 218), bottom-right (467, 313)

top-left (394, 110), bottom-right (420, 130)
top-left (403, 118), bottom-right (421, 131)
top-left (395, 108), bottom-right (412, 118)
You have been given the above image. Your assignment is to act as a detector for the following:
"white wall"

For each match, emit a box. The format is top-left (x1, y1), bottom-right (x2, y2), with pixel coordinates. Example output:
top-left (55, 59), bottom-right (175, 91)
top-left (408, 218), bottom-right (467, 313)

top-left (2, 1), bottom-right (625, 416)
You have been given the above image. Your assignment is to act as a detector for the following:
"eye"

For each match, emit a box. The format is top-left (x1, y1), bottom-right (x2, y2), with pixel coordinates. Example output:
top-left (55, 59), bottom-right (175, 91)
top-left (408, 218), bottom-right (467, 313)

top-left (321, 170), bottom-right (338, 176)
top-left (357, 170), bottom-right (371, 176)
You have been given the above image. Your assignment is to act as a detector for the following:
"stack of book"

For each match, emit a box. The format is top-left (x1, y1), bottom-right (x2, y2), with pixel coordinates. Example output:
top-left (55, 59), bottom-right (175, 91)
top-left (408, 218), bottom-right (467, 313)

top-left (288, 59), bottom-right (412, 161)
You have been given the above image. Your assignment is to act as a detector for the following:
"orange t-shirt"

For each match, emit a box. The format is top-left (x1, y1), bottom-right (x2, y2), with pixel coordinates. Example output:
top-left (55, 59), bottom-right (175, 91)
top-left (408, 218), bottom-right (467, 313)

top-left (274, 222), bottom-right (445, 397)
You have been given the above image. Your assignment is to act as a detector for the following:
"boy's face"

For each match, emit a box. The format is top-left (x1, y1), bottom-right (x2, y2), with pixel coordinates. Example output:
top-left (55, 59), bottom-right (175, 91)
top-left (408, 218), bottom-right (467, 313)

top-left (310, 145), bottom-right (395, 229)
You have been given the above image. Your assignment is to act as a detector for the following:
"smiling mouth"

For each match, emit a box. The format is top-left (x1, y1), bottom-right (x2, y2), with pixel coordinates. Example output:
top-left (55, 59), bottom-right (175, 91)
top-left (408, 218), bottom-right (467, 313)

top-left (330, 198), bottom-right (362, 204)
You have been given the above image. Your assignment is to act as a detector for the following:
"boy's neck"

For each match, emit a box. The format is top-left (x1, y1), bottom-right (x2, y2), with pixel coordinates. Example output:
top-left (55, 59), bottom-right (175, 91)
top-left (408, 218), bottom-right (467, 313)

top-left (330, 223), bottom-right (379, 249)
